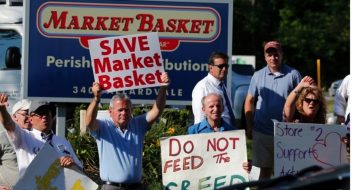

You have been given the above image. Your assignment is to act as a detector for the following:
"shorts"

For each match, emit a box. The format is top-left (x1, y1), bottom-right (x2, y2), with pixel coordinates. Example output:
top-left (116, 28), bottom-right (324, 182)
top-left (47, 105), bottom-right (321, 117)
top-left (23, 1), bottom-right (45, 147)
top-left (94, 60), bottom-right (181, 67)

top-left (252, 130), bottom-right (274, 168)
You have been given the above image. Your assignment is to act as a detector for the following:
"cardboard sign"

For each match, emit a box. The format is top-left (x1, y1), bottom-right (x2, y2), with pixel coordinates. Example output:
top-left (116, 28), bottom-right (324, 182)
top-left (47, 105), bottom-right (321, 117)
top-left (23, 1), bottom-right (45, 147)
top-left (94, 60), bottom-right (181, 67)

top-left (274, 122), bottom-right (348, 177)
top-left (160, 130), bottom-right (248, 189)
top-left (88, 32), bottom-right (165, 93)
top-left (14, 143), bottom-right (98, 190)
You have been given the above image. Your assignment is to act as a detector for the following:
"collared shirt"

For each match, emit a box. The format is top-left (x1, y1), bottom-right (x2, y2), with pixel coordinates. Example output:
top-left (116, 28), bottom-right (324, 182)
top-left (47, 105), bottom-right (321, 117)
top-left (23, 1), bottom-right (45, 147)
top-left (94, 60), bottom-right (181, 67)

top-left (0, 130), bottom-right (19, 186)
top-left (334, 75), bottom-right (350, 119)
top-left (188, 118), bottom-right (236, 134)
top-left (248, 64), bottom-right (301, 135)
top-left (7, 125), bottom-right (83, 177)
top-left (192, 73), bottom-right (233, 125)
top-left (90, 114), bottom-right (148, 183)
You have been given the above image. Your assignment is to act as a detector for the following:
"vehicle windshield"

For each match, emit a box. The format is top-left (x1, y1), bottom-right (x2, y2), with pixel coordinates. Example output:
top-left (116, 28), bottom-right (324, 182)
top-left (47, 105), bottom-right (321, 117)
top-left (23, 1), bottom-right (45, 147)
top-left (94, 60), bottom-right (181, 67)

top-left (0, 29), bottom-right (21, 69)
top-left (232, 64), bottom-right (255, 76)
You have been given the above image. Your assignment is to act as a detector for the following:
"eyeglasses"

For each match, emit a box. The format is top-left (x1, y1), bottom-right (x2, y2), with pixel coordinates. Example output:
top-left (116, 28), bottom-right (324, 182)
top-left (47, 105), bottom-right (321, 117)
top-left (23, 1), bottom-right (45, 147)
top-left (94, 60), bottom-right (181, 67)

top-left (304, 98), bottom-right (320, 105)
top-left (212, 64), bottom-right (229, 69)
top-left (16, 112), bottom-right (29, 117)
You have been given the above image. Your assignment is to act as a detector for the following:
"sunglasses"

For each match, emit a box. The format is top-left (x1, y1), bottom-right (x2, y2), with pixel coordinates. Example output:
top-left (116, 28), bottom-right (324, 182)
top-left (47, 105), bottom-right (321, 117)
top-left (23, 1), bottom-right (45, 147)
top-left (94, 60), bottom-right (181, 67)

top-left (304, 98), bottom-right (320, 105)
top-left (212, 64), bottom-right (229, 69)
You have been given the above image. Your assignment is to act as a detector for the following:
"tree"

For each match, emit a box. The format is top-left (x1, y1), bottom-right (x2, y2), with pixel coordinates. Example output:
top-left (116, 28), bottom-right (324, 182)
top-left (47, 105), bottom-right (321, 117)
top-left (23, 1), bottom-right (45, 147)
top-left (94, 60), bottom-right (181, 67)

top-left (233, 0), bottom-right (350, 87)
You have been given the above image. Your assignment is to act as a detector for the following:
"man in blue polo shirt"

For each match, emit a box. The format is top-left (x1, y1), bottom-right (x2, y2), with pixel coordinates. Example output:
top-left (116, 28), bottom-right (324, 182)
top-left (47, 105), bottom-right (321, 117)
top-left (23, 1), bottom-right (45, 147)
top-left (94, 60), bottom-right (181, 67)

top-left (188, 93), bottom-right (251, 173)
top-left (244, 41), bottom-right (301, 180)
top-left (85, 72), bottom-right (170, 190)
top-left (188, 93), bottom-right (236, 134)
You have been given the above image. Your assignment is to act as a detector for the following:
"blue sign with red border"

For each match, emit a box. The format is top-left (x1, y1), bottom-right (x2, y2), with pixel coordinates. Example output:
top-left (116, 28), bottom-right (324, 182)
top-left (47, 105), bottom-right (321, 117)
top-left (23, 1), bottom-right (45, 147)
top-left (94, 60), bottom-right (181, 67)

top-left (24, 0), bottom-right (232, 105)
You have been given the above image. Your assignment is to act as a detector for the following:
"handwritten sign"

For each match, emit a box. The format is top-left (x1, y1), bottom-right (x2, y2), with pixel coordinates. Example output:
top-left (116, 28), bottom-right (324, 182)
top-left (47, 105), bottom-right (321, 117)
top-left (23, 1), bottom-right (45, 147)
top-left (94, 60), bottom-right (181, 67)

top-left (88, 32), bottom-right (165, 93)
top-left (160, 130), bottom-right (248, 189)
top-left (14, 143), bottom-right (98, 190)
top-left (274, 122), bottom-right (348, 177)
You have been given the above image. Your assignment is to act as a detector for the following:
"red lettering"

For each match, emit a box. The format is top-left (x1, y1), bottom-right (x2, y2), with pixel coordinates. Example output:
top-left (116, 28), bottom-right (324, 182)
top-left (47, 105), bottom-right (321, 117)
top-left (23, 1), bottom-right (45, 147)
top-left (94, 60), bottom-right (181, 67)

top-left (122, 17), bottom-right (134, 31)
top-left (217, 137), bottom-right (229, 151)
top-left (95, 16), bottom-right (109, 30)
top-left (67, 16), bottom-right (80, 29)
top-left (81, 16), bottom-right (94, 30)
top-left (173, 159), bottom-right (181, 172)
top-left (98, 75), bottom-right (111, 90)
top-left (132, 70), bottom-right (145, 86)
top-left (112, 60), bottom-right (124, 71)
top-left (43, 11), bottom-right (68, 29)
top-left (100, 40), bottom-right (111, 56)
top-left (163, 160), bottom-right (173, 173)
top-left (123, 37), bottom-right (136, 52)
top-left (109, 17), bottom-right (121, 31)
top-left (143, 56), bottom-right (154, 67)
top-left (162, 156), bottom-right (203, 173)
top-left (166, 19), bottom-right (177, 32)
top-left (145, 73), bottom-right (155, 84)
top-left (153, 53), bottom-right (162, 66)
top-left (136, 13), bottom-right (153, 31)
top-left (169, 138), bottom-right (181, 156)
top-left (155, 70), bottom-right (162, 82)
top-left (190, 20), bottom-right (202, 33)
top-left (131, 53), bottom-right (144, 69)
top-left (113, 39), bottom-right (126, 54)
top-left (112, 77), bottom-right (124, 89)
top-left (183, 157), bottom-right (191, 170)
top-left (124, 75), bottom-right (133, 87)
top-left (152, 18), bottom-right (165, 32)
top-left (191, 156), bottom-right (203, 169)
top-left (93, 57), bottom-right (111, 74)
top-left (229, 137), bottom-right (240, 149)
top-left (183, 141), bottom-right (194, 154)
top-left (176, 19), bottom-right (190, 33)
top-left (202, 20), bottom-right (214, 33)
top-left (138, 36), bottom-right (150, 51)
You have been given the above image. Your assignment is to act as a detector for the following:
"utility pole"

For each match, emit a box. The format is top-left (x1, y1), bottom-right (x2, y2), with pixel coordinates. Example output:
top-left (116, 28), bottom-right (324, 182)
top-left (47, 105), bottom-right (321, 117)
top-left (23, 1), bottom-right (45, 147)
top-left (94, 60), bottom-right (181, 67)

top-left (317, 59), bottom-right (321, 89)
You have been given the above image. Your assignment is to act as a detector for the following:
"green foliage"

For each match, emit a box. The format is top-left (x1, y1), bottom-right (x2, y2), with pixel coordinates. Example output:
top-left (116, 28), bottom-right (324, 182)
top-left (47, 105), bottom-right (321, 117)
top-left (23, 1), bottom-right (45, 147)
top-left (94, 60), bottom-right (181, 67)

top-left (66, 104), bottom-right (101, 184)
top-left (142, 108), bottom-right (190, 186)
top-left (233, 0), bottom-right (350, 87)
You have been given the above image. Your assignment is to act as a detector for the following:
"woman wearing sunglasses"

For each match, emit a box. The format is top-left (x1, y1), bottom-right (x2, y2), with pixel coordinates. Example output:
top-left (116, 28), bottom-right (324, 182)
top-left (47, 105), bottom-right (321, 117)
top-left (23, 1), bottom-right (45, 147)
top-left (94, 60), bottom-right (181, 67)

top-left (283, 76), bottom-right (326, 123)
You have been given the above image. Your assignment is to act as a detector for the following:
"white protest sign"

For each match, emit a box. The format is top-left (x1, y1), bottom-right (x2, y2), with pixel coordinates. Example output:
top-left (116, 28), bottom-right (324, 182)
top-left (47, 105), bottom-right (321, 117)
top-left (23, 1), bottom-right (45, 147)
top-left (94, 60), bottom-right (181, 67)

top-left (274, 122), bottom-right (348, 177)
top-left (14, 143), bottom-right (98, 190)
top-left (160, 130), bottom-right (248, 190)
top-left (88, 32), bottom-right (165, 93)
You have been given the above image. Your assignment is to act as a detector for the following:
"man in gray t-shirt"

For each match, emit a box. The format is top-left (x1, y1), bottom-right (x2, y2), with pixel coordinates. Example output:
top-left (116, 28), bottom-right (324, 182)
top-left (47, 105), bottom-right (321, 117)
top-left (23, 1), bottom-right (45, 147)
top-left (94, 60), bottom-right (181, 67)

top-left (0, 130), bottom-right (19, 188)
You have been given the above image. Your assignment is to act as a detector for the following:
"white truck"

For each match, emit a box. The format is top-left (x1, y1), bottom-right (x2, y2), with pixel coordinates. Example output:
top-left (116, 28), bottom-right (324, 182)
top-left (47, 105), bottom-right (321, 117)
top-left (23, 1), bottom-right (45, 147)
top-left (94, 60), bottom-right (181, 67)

top-left (0, 0), bottom-right (23, 112)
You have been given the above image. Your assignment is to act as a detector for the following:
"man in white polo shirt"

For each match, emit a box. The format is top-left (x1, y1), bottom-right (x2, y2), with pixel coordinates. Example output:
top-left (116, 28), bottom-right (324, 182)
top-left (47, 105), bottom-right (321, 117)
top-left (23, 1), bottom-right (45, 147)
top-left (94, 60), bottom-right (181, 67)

top-left (0, 94), bottom-right (83, 177)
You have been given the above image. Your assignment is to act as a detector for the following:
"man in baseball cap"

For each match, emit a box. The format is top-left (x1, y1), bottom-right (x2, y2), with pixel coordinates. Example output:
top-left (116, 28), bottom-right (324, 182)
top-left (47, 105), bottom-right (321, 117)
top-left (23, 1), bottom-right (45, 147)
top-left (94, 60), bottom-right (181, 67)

top-left (0, 95), bottom-right (83, 177)
top-left (245, 40), bottom-right (302, 180)
top-left (11, 99), bottom-right (32, 130)
top-left (264, 40), bottom-right (282, 53)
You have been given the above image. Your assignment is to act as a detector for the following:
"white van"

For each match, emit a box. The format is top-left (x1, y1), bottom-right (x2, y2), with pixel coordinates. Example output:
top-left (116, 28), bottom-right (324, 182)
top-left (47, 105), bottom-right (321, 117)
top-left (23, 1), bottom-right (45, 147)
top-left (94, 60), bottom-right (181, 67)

top-left (0, 0), bottom-right (23, 112)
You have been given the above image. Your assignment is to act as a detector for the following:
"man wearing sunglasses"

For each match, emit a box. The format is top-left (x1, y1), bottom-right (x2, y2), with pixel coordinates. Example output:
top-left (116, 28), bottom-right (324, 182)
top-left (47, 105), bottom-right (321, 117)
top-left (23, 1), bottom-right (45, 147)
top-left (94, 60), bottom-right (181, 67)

top-left (192, 51), bottom-right (236, 128)
top-left (244, 41), bottom-right (302, 180)
top-left (0, 95), bottom-right (83, 179)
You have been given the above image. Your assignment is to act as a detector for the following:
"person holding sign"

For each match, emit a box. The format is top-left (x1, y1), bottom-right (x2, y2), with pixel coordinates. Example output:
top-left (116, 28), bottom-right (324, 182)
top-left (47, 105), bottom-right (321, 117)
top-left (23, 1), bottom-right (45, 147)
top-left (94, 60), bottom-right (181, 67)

top-left (85, 72), bottom-right (170, 190)
top-left (188, 93), bottom-right (251, 173)
top-left (244, 41), bottom-right (302, 179)
top-left (192, 52), bottom-right (236, 128)
top-left (283, 76), bottom-right (327, 123)
top-left (0, 95), bottom-right (83, 178)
